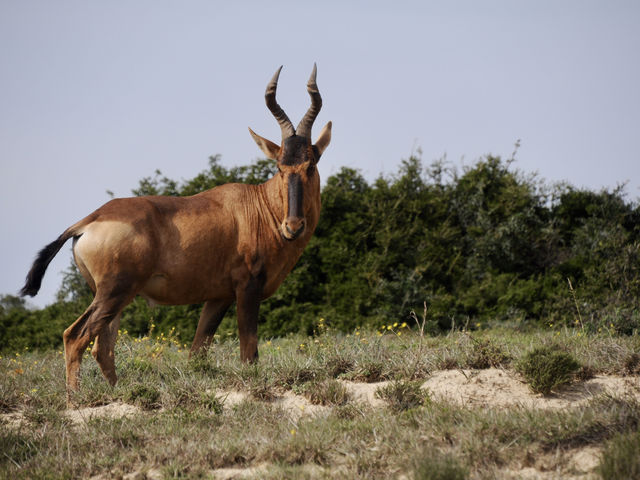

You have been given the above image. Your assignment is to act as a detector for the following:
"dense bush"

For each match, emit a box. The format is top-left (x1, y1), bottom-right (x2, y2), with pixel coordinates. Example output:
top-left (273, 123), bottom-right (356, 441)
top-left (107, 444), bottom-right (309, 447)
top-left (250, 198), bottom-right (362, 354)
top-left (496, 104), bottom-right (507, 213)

top-left (2, 153), bottom-right (639, 351)
top-left (516, 346), bottom-right (581, 395)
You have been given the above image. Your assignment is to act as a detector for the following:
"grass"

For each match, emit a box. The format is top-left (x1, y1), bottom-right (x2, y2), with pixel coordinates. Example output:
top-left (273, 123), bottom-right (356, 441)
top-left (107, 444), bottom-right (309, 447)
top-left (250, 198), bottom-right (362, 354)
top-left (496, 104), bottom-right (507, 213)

top-left (515, 345), bottom-right (581, 395)
top-left (303, 379), bottom-right (351, 406)
top-left (0, 325), bottom-right (639, 479)
top-left (597, 430), bottom-right (640, 479)
top-left (375, 380), bottom-right (429, 412)
top-left (413, 452), bottom-right (469, 480)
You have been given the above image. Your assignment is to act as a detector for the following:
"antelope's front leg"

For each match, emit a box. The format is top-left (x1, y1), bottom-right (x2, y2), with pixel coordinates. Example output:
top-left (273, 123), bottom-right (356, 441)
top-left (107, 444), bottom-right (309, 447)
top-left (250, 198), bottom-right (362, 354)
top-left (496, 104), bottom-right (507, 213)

top-left (235, 276), bottom-right (261, 363)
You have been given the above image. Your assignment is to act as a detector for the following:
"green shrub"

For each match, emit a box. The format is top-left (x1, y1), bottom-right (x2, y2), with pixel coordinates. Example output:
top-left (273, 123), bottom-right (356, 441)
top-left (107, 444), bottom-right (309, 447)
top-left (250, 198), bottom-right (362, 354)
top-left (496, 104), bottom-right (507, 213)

top-left (303, 379), bottom-right (351, 406)
top-left (248, 378), bottom-right (278, 402)
top-left (5, 153), bottom-right (640, 350)
top-left (413, 452), bottom-right (468, 480)
top-left (376, 380), bottom-right (429, 412)
top-left (597, 431), bottom-right (640, 479)
top-left (623, 353), bottom-right (640, 375)
top-left (349, 359), bottom-right (391, 383)
top-left (516, 346), bottom-right (581, 395)
top-left (125, 383), bottom-right (161, 410)
top-left (324, 354), bottom-right (355, 378)
top-left (466, 338), bottom-right (511, 369)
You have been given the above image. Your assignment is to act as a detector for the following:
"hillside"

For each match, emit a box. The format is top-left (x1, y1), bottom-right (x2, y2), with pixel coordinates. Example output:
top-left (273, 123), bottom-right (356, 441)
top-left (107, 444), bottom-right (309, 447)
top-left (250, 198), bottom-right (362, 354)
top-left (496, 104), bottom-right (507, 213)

top-left (2, 327), bottom-right (639, 479)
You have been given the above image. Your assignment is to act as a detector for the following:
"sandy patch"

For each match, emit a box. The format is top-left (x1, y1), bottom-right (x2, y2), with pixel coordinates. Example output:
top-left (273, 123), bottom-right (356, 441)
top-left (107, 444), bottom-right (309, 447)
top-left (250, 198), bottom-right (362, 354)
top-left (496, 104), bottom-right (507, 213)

top-left (65, 401), bottom-right (142, 425)
top-left (340, 379), bottom-right (390, 407)
top-left (569, 446), bottom-right (602, 474)
top-left (215, 389), bottom-right (249, 408)
top-left (422, 368), bottom-right (640, 409)
top-left (502, 445), bottom-right (602, 480)
top-left (90, 468), bottom-right (163, 480)
top-left (213, 388), bottom-right (327, 419)
top-left (273, 390), bottom-right (328, 419)
top-left (210, 463), bottom-right (269, 479)
top-left (0, 411), bottom-right (26, 429)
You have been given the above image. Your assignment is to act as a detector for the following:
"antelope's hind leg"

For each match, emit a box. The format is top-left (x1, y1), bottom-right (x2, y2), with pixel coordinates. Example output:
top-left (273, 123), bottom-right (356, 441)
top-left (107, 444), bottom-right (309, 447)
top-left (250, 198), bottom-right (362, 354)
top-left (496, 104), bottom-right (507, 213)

top-left (91, 313), bottom-right (121, 386)
top-left (63, 290), bottom-right (134, 400)
top-left (63, 303), bottom-right (97, 395)
top-left (190, 299), bottom-right (231, 357)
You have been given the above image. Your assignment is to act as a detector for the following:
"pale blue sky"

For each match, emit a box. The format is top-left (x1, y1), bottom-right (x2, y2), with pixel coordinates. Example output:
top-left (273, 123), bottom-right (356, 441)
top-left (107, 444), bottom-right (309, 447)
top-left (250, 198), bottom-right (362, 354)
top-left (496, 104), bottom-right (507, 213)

top-left (2, 1), bottom-right (639, 307)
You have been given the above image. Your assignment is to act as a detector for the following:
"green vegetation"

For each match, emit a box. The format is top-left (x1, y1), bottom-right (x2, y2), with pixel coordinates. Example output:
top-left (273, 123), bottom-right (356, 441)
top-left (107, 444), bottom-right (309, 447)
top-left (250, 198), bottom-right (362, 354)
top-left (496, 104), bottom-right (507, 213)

top-left (516, 345), bottom-right (581, 395)
top-left (413, 452), bottom-right (469, 480)
top-left (598, 431), bottom-right (640, 479)
top-left (1, 328), bottom-right (639, 479)
top-left (375, 379), bottom-right (429, 412)
top-left (2, 153), bottom-right (640, 351)
top-left (2, 152), bottom-right (639, 478)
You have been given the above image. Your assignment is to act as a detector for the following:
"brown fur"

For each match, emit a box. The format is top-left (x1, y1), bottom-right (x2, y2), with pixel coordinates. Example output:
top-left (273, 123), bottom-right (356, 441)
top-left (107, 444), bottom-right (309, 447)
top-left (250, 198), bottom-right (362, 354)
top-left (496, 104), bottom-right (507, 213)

top-left (21, 68), bottom-right (332, 399)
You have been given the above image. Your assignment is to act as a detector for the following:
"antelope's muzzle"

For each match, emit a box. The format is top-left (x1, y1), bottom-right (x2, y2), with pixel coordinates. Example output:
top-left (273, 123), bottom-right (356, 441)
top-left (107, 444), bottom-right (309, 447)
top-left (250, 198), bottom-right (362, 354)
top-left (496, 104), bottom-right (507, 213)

top-left (282, 173), bottom-right (305, 240)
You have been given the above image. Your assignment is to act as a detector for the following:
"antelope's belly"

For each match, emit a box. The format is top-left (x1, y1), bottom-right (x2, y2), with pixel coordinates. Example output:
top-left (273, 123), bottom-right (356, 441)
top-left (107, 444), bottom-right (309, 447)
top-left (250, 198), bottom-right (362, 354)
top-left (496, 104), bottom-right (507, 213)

top-left (140, 268), bottom-right (235, 305)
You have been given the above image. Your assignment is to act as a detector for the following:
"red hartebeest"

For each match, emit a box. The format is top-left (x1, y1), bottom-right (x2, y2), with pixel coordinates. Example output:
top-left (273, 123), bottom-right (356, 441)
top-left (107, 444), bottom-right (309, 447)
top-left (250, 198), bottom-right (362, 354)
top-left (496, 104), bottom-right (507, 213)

top-left (20, 65), bottom-right (331, 395)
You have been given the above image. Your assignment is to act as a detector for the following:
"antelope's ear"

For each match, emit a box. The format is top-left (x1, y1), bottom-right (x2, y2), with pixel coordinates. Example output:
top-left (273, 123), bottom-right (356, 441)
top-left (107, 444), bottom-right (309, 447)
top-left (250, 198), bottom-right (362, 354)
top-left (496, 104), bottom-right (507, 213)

top-left (248, 127), bottom-right (281, 160)
top-left (314, 121), bottom-right (332, 157)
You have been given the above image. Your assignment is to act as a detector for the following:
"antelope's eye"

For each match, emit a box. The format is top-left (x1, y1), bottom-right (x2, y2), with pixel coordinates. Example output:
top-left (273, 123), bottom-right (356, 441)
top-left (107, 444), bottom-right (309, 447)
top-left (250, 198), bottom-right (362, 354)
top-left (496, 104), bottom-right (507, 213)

top-left (306, 164), bottom-right (316, 175)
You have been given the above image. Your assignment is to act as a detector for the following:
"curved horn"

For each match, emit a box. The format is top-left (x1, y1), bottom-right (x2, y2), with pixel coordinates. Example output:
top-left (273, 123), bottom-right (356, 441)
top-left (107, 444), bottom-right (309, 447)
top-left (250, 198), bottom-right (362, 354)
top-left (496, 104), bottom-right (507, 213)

top-left (296, 63), bottom-right (322, 139)
top-left (265, 66), bottom-right (295, 141)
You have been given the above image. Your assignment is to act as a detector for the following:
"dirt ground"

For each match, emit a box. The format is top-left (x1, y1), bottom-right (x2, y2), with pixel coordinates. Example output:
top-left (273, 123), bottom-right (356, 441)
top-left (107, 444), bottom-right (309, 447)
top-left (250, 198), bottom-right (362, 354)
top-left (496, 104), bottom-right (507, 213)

top-left (4, 369), bottom-right (639, 479)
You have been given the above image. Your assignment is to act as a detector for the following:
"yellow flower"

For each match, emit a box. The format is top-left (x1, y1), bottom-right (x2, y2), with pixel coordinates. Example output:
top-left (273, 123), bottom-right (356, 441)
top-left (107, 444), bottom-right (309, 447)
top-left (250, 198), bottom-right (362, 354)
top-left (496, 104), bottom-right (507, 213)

top-left (386, 325), bottom-right (392, 331)
top-left (393, 322), bottom-right (398, 328)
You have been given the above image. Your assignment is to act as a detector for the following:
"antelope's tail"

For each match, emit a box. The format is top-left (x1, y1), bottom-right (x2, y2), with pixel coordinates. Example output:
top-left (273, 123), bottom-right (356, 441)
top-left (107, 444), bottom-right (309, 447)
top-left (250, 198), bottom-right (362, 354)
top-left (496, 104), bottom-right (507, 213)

top-left (20, 228), bottom-right (78, 297)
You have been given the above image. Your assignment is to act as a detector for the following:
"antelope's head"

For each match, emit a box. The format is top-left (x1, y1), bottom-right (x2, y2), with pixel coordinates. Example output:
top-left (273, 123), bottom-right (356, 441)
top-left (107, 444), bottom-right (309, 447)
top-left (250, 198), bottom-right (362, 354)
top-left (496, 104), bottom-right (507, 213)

top-left (249, 65), bottom-right (332, 241)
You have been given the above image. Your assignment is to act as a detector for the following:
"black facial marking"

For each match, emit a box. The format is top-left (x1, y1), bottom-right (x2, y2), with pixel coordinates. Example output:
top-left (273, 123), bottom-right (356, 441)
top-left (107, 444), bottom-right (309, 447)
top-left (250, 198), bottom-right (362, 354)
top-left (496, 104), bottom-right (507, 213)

top-left (280, 135), bottom-right (310, 166)
top-left (287, 173), bottom-right (303, 218)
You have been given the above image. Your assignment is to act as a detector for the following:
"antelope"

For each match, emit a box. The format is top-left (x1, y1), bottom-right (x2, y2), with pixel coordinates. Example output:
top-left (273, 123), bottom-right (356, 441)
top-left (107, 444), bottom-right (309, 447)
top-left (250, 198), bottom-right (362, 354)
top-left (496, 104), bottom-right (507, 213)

top-left (20, 65), bottom-right (331, 396)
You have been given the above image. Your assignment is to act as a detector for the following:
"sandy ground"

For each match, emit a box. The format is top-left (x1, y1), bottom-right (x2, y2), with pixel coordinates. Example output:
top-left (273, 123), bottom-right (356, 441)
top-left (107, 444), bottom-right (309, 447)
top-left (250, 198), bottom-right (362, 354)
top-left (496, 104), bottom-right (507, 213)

top-left (4, 369), bottom-right (639, 479)
top-left (422, 368), bottom-right (640, 410)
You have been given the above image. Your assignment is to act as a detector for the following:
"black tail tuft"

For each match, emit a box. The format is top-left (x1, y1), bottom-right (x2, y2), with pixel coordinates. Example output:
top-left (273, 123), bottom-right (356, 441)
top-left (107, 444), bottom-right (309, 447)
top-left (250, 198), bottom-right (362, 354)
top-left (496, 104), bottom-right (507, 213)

top-left (20, 235), bottom-right (70, 297)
